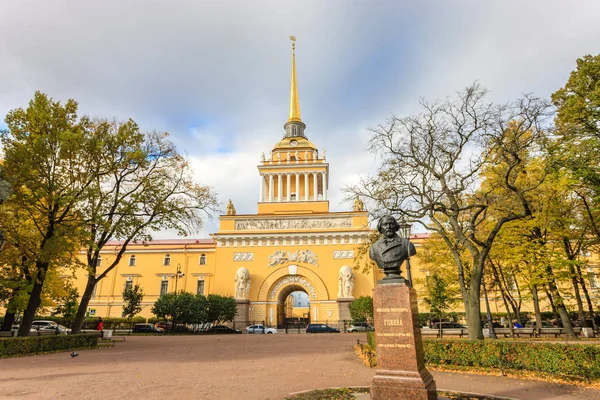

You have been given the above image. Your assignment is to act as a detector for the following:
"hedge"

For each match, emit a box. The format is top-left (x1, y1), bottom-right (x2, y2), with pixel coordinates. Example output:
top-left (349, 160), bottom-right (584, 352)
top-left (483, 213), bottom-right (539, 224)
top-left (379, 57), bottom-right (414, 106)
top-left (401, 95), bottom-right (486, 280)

top-left (0, 334), bottom-right (99, 358)
top-left (423, 340), bottom-right (600, 380)
top-left (366, 332), bottom-right (600, 380)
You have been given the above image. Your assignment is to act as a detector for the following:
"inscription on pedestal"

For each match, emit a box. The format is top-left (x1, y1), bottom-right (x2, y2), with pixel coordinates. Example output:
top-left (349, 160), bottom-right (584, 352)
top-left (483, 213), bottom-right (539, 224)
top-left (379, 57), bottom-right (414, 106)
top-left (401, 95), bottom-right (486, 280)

top-left (371, 283), bottom-right (437, 400)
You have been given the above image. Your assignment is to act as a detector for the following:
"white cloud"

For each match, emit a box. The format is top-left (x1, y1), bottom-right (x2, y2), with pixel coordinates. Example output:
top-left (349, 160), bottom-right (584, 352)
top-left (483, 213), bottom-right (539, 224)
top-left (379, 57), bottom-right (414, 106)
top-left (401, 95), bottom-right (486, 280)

top-left (2, 0), bottom-right (599, 238)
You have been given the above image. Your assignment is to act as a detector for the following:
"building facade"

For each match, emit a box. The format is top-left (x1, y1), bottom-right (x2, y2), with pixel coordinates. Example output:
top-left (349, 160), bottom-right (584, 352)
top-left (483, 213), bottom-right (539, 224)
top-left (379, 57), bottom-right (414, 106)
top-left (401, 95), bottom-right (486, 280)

top-left (69, 41), bottom-right (600, 326)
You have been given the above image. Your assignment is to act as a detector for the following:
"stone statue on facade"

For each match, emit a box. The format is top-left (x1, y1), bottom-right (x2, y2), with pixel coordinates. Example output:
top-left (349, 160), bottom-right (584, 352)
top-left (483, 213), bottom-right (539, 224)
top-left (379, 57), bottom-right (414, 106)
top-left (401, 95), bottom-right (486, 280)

top-left (226, 199), bottom-right (236, 216)
top-left (234, 267), bottom-right (251, 299)
top-left (369, 215), bottom-right (416, 283)
top-left (338, 266), bottom-right (355, 298)
top-left (353, 196), bottom-right (364, 212)
top-left (261, 152), bottom-right (265, 161)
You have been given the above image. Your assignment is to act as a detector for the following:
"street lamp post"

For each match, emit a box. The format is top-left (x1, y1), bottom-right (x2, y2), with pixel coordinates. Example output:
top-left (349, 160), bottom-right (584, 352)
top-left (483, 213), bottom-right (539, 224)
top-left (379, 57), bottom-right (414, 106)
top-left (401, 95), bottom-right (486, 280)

top-left (174, 263), bottom-right (185, 294)
top-left (397, 217), bottom-right (413, 287)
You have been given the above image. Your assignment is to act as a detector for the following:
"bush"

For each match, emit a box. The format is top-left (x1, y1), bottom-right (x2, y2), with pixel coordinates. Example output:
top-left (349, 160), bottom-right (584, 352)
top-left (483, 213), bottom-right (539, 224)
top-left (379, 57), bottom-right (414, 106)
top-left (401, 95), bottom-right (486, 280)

top-left (424, 340), bottom-right (600, 381)
top-left (0, 334), bottom-right (99, 358)
top-left (365, 334), bottom-right (600, 381)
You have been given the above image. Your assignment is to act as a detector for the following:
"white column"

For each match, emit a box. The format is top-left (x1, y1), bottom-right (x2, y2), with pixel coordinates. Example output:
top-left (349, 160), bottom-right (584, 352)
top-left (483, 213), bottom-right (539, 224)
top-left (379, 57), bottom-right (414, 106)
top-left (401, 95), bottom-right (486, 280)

top-left (323, 172), bottom-right (327, 200)
top-left (277, 174), bottom-right (282, 202)
top-left (295, 173), bottom-right (300, 201)
top-left (268, 174), bottom-right (274, 202)
top-left (313, 172), bottom-right (318, 201)
top-left (304, 173), bottom-right (309, 201)
top-left (260, 174), bottom-right (264, 202)
top-left (287, 173), bottom-right (291, 201)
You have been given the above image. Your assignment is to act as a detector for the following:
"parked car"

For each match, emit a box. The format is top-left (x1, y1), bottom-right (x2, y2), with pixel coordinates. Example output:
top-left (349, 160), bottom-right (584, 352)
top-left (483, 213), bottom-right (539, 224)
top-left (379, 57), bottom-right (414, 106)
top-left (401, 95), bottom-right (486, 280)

top-left (155, 321), bottom-right (172, 331)
top-left (205, 325), bottom-right (242, 334)
top-left (431, 322), bottom-right (466, 330)
top-left (38, 324), bottom-right (69, 335)
top-left (31, 320), bottom-right (59, 330)
top-left (306, 324), bottom-right (340, 333)
top-left (346, 322), bottom-right (374, 333)
top-left (245, 324), bottom-right (277, 334)
top-left (132, 323), bottom-right (164, 333)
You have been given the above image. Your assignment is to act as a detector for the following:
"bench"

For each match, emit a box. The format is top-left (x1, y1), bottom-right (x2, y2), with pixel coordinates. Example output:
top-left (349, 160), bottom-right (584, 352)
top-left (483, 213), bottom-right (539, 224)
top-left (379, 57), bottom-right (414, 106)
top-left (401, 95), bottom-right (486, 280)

top-left (493, 328), bottom-right (535, 338)
top-left (0, 331), bottom-right (15, 338)
top-left (538, 327), bottom-right (563, 337)
top-left (441, 328), bottom-right (468, 338)
top-left (420, 329), bottom-right (440, 338)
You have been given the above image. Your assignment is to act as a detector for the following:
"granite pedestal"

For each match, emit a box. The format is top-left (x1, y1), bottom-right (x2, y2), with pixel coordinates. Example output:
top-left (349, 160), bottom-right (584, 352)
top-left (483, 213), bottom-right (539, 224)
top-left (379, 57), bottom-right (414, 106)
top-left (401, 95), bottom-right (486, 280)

top-left (371, 283), bottom-right (437, 400)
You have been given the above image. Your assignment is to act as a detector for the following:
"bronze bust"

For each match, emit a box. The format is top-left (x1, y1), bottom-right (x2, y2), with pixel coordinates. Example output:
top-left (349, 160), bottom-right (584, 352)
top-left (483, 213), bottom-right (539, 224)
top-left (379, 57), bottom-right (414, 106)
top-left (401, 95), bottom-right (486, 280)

top-left (369, 215), bottom-right (416, 284)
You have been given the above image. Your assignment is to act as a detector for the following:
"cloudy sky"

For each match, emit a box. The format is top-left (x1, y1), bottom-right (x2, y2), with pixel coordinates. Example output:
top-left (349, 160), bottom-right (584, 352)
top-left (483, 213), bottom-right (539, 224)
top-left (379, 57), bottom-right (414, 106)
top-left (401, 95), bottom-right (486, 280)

top-left (1, 0), bottom-right (599, 238)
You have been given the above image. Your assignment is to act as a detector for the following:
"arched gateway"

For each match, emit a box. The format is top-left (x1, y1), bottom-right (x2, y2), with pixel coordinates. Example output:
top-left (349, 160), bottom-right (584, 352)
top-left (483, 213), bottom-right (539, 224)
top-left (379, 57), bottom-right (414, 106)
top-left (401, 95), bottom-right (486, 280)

top-left (257, 265), bottom-right (329, 327)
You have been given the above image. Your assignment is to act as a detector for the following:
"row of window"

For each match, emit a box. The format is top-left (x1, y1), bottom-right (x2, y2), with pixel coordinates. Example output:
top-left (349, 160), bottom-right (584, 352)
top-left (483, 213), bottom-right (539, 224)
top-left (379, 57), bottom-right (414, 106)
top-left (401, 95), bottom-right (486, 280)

top-left (94, 254), bottom-right (208, 267)
top-left (114, 279), bottom-right (206, 296)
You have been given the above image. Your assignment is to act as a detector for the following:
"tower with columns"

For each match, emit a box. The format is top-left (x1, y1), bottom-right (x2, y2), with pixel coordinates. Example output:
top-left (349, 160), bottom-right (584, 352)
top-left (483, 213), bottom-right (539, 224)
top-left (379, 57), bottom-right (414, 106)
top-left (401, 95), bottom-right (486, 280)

top-left (257, 37), bottom-right (329, 215)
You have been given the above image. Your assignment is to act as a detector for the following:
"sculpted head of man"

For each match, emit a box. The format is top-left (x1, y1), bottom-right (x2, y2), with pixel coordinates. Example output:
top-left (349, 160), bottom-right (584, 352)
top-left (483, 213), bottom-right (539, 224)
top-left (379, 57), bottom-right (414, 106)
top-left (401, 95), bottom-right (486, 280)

top-left (377, 215), bottom-right (400, 239)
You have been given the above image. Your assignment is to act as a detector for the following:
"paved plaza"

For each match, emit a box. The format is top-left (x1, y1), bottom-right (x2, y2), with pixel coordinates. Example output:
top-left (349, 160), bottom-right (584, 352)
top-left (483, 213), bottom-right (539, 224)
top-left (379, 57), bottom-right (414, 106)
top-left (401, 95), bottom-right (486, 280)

top-left (1, 335), bottom-right (600, 400)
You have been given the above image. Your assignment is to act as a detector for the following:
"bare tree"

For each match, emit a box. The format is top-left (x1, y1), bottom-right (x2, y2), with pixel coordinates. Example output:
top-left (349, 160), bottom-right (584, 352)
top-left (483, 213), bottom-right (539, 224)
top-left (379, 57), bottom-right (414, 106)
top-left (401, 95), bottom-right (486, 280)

top-left (348, 83), bottom-right (552, 339)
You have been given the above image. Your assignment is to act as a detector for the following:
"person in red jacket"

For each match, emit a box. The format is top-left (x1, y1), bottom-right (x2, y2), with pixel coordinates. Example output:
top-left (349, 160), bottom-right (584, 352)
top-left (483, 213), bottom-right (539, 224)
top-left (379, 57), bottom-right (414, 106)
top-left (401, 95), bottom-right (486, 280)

top-left (96, 317), bottom-right (103, 338)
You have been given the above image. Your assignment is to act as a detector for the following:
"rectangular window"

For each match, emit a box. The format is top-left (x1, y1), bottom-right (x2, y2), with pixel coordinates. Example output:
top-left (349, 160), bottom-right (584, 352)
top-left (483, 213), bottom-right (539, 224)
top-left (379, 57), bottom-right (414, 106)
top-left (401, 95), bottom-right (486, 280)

top-left (164, 254), bottom-right (171, 266)
top-left (124, 280), bottom-right (133, 292)
top-left (197, 280), bottom-right (205, 295)
top-left (160, 280), bottom-right (169, 296)
top-left (588, 272), bottom-right (599, 289)
top-left (129, 255), bottom-right (136, 266)
top-left (91, 283), bottom-right (97, 298)
top-left (95, 256), bottom-right (102, 267)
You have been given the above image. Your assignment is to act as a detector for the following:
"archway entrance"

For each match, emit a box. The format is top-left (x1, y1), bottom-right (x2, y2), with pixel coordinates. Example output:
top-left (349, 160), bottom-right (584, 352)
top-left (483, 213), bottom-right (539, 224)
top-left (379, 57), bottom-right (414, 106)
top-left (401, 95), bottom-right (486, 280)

top-left (276, 285), bottom-right (310, 329)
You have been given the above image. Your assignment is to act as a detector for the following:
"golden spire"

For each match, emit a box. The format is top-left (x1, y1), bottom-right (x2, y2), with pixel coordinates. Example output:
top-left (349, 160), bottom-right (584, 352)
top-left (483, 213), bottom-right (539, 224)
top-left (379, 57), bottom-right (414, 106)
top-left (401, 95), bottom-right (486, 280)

top-left (288, 35), bottom-right (302, 123)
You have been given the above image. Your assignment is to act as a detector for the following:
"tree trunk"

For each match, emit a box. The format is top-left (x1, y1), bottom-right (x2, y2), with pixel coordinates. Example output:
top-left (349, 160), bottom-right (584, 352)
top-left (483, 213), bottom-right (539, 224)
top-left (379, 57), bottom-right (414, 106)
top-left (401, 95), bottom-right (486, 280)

top-left (576, 263), bottom-right (597, 331)
top-left (0, 310), bottom-right (17, 332)
top-left (18, 274), bottom-right (45, 337)
top-left (544, 286), bottom-right (558, 319)
top-left (530, 284), bottom-right (543, 330)
top-left (72, 274), bottom-right (97, 334)
top-left (546, 267), bottom-right (577, 339)
top-left (571, 271), bottom-right (588, 328)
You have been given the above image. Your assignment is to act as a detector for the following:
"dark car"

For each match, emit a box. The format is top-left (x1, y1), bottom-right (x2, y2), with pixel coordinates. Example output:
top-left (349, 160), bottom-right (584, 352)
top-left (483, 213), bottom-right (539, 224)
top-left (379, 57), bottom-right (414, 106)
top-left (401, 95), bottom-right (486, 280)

top-left (431, 322), bottom-right (466, 330)
top-left (306, 323), bottom-right (340, 333)
top-left (205, 325), bottom-right (242, 334)
top-left (132, 323), bottom-right (163, 333)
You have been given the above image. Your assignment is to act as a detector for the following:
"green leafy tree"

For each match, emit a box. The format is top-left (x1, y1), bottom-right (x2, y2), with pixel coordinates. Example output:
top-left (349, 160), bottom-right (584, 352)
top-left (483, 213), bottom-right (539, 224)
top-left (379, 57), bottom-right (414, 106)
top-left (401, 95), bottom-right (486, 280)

top-left (206, 294), bottom-right (237, 324)
top-left (1, 92), bottom-right (99, 336)
top-left (552, 54), bottom-right (600, 249)
top-left (423, 274), bottom-right (458, 326)
top-left (71, 121), bottom-right (218, 334)
top-left (54, 285), bottom-right (79, 329)
top-left (349, 296), bottom-right (374, 324)
top-left (122, 284), bottom-right (144, 323)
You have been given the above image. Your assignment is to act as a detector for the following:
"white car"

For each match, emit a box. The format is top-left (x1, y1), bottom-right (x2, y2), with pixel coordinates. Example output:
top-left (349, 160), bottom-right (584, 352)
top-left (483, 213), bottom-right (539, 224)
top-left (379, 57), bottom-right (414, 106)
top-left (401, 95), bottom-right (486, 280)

top-left (245, 324), bottom-right (277, 334)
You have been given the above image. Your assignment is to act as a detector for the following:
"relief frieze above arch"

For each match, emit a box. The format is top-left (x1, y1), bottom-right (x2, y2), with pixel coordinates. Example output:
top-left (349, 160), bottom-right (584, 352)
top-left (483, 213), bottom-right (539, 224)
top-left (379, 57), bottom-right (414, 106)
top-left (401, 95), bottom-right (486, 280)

top-left (267, 249), bottom-right (318, 267)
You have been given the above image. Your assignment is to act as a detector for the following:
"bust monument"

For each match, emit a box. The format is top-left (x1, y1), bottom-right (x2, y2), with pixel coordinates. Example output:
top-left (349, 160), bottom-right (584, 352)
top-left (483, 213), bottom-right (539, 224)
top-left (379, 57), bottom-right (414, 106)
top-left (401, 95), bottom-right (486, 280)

top-left (369, 215), bottom-right (416, 283)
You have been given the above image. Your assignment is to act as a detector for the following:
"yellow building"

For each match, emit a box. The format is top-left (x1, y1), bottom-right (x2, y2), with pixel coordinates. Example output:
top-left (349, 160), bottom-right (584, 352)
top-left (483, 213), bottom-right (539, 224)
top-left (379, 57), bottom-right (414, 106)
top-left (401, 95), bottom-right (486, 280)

top-left (74, 39), bottom-right (384, 326)
top-left (69, 40), bottom-right (600, 326)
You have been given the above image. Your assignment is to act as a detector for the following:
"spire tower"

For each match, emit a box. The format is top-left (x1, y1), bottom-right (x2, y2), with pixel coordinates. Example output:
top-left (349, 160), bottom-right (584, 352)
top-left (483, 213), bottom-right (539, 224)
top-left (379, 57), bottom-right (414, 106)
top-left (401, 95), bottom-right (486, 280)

top-left (284, 36), bottom-right (306, 138)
